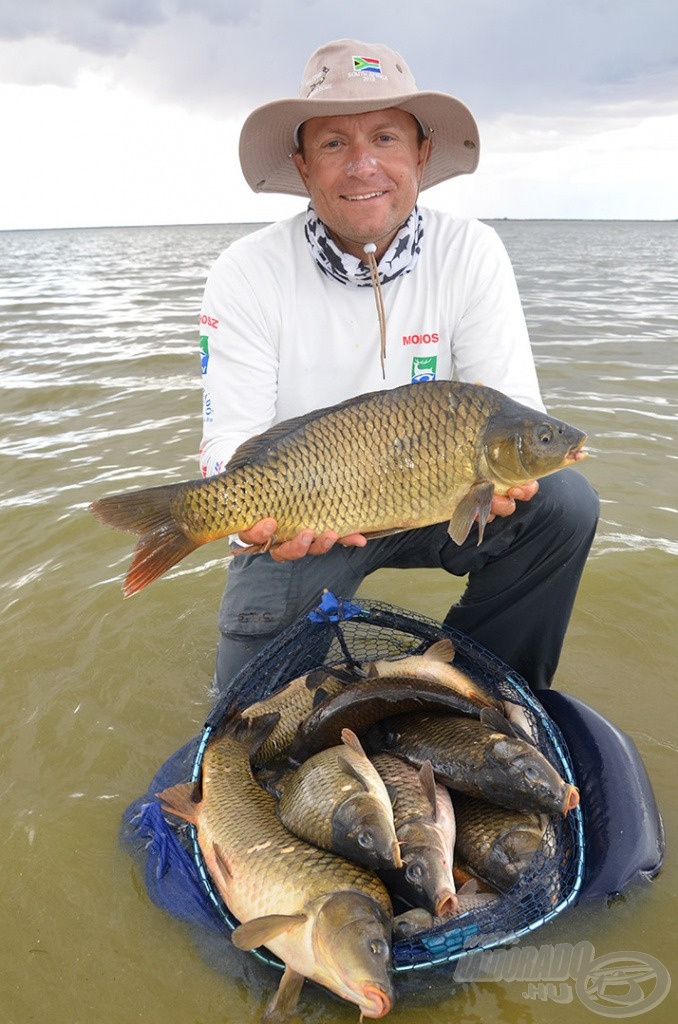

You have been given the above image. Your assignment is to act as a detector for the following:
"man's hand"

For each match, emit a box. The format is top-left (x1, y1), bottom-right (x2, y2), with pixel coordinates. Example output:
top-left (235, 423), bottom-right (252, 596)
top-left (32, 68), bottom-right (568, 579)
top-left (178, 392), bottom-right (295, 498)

top-left (237, 518), bottom-right (367, 562)
top-left (488, 480), bottom-right (540, 520)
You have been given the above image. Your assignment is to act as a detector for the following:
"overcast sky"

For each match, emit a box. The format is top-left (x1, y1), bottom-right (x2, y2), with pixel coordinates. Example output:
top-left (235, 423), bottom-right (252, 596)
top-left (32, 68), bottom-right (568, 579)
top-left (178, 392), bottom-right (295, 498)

top-left (0, 0), bottom-right (676, 229)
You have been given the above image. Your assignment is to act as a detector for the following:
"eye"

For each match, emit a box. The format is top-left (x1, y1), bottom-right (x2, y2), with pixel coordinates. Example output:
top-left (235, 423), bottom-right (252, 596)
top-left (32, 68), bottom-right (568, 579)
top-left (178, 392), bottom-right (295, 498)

top-left (524, 764), bottom-right (543, 782)
top-left (538, 425), bottom-right (554, 444)
top-left (406, 861), bottom-right (425, 883)
top-left (358, 829), bottom-right (375, 849)
top-left (370, 938), bottom-right (389, 957)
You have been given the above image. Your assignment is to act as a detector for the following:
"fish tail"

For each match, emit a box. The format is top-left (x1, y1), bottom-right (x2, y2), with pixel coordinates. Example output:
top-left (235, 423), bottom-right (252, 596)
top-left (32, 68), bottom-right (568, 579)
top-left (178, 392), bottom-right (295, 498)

top-left (90, 485), bottom-right (200, 596)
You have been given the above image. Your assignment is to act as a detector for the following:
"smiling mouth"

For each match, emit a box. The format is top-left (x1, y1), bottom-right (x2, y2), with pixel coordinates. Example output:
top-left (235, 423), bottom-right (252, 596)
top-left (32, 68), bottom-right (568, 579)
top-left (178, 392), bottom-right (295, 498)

top-left (342, 191), bottom-right (385, 201)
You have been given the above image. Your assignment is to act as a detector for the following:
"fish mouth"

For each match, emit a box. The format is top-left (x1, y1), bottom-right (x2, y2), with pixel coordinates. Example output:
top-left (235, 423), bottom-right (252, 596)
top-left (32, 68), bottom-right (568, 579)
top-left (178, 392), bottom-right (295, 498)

top-left (359, 983), bottom-right (393, 1019)
top-left (562, 784), bottom-right (581, 815)
top-left (565, 436), bottom-right (589, 463)
top-left (434, 890), bottom-right (459, 917)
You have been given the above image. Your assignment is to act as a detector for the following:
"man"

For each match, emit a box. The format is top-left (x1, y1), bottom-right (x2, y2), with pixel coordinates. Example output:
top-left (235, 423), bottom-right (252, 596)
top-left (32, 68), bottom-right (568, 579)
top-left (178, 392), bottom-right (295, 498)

top-left (199, 38), bottom-right (599, 693)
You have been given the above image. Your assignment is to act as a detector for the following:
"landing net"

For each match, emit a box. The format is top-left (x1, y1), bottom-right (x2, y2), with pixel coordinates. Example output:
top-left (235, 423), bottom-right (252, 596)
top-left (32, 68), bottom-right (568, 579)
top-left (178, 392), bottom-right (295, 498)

top-left (121, 593), bottom-right (584, 975)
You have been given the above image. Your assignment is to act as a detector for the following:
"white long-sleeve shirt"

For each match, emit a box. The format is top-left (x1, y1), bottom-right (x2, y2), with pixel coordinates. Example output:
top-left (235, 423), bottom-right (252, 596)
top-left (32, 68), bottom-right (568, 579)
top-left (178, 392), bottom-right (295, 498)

top-left (199, 208), bottom-right (545, 477)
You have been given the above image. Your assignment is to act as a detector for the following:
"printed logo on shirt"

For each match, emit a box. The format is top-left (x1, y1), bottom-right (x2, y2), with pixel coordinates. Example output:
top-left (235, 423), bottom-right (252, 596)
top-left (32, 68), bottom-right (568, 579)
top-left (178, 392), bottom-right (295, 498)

top-left (200, 335), bottom-right (209, 375)
top-left (202, 386), bottom-right (214, 423)
top-left (402, 332), bottom-right (439, 345)
top-left (411, 355), bottom-right (437, 382)
top-left (200, 314), bottom-right (219, 329)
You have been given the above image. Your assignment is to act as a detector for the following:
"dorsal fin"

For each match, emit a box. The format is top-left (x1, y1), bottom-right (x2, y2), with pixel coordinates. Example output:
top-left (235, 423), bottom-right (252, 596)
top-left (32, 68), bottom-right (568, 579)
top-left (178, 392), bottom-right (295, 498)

top-left (224, 390), bottom-right (387, 474)
top-left (423, 638), bottom-right (456, 662)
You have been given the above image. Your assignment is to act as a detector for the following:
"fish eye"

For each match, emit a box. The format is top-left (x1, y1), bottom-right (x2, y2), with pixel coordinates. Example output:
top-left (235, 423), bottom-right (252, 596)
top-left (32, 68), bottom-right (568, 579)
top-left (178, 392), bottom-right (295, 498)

top-left (538, 425), bottom-right (554, 444)
top-left (406, 861), bottom-right (425, 883)
top-left (524, 764), bottom-right (544, 782)
top-left (358, 829), bottom-right (375, 849)
top-left (370, 938), bottom-right (389, 957)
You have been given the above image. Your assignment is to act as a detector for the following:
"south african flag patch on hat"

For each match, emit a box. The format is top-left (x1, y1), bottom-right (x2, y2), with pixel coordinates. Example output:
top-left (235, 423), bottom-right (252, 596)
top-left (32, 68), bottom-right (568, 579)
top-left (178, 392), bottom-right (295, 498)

top-left (353, 55), bottom-right (382, 74)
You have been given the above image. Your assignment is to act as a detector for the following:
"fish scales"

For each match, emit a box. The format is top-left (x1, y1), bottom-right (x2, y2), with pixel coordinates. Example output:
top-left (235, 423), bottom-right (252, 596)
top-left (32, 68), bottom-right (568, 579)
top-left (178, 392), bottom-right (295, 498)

top-left (196, 726), bottom-right (389, 920)
top-left (215, 383), bottom-right (462, 537)
top-left (158, 715), bottom-right (395, 1019)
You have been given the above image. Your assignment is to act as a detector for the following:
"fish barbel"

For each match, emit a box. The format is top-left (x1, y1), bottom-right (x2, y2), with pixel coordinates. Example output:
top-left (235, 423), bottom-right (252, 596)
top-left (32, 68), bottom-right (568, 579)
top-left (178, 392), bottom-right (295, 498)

top-left (89, 380), bottom-right (588, 596)
top-left (157, 712), bottom-right (394, 1021)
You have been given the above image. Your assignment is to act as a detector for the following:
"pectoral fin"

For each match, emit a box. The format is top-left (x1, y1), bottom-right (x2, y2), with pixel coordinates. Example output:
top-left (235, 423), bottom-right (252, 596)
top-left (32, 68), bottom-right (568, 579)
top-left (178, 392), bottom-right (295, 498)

top-left (231, 912), bottom-right (308, 951)
top-left (418, 760), bottom-right (439, 819)
top-left (479, 706), bottom-right (536, 746)
top-left (336, 754), bottom-right (371, 792)
top-left (263, 966), bottom-right (306, 1023)
top-left (340, 727), bottom-right (368, 759)
top-left (448, 482), bottom-right (495, 544)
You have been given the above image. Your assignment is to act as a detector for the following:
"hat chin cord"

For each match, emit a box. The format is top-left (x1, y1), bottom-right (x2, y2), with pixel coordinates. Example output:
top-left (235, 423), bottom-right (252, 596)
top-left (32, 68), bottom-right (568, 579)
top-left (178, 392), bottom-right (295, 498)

top-left (362, 136), bottom-right (431, 380)
top-left (362, 242), bottom-right (388, 379)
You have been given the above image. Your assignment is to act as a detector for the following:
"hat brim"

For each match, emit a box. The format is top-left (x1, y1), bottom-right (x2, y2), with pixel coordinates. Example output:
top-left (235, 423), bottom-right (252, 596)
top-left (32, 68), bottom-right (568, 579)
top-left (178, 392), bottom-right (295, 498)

top-left (239, 92), bottom-right (480, 196)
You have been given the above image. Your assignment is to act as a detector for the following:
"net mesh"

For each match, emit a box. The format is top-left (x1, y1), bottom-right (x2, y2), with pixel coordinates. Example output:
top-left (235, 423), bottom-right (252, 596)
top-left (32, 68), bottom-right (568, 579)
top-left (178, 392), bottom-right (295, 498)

top-left (121, 593), bottom-right (584, 974)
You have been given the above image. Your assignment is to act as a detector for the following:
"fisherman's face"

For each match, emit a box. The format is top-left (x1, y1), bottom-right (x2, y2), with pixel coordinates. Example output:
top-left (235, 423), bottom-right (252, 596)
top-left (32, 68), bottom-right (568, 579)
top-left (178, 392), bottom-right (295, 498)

top-left (293, 108), bottom-right (430, 262)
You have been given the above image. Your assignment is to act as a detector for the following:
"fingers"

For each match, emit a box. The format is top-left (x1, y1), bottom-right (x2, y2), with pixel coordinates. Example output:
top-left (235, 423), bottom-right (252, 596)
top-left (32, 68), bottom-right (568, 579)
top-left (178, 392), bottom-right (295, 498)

top-left (238, 518), bottom-right (277, 547)
top-left (490, 481), bottom-right (540, 519)
top-left (238, 519), bottom-right (368, 561)
top-left (508, 480), bottom-right (540, 502)
top-left (269, 530), bottom-right (316, 562)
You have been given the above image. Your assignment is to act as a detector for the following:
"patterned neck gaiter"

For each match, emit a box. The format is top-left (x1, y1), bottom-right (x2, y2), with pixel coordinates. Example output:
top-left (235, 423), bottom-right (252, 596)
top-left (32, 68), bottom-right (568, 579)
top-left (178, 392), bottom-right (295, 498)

top-left (304, 204), bottom-right (424, 287)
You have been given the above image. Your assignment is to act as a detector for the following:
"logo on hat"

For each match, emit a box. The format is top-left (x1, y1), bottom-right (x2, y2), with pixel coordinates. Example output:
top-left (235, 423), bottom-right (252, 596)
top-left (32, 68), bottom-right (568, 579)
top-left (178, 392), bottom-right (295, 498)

top-left (353, 55), bottom-right (382, 74)
top-left (306, 65), bottom-right (330, 97)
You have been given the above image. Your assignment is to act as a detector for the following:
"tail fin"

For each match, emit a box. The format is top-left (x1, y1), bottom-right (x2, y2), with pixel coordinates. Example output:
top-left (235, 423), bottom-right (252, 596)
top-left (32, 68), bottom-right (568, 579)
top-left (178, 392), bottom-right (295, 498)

top-left (90, 485), bottom-right (199, 596)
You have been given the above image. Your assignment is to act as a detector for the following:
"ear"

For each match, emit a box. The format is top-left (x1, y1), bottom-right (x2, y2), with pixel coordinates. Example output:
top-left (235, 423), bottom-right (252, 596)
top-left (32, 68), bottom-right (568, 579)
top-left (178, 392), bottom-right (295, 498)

top-left (418, 134), bottom-right (433, 173)
top-left (292, 151), bottom-right (311, 193)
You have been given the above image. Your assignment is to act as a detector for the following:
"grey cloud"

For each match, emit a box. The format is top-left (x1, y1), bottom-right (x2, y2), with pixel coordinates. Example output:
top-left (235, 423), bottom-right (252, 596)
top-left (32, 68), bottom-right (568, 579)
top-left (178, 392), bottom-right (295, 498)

top-left (0, 0), bottom-right (676, 123)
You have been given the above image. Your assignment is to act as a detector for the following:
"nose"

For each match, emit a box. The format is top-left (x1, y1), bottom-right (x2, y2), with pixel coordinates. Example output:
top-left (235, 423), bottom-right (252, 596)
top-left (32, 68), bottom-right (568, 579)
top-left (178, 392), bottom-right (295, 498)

top-left (345, 145), bottom-right (378, 177)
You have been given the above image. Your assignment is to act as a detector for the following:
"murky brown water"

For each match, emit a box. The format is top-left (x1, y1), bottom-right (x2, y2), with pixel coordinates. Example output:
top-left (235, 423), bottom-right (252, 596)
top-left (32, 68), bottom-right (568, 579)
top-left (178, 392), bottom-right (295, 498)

top-left (1, 220), bottom-right (675, 1022)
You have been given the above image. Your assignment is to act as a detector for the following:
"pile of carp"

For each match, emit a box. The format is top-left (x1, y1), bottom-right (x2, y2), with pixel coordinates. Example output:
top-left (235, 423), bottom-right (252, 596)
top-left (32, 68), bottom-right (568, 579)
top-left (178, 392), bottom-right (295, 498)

top-left (158, 639), bottom-right (580, 1022)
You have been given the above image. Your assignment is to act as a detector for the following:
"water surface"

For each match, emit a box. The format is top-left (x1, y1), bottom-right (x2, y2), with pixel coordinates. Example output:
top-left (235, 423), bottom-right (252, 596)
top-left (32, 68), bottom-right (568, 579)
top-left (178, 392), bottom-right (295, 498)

top-left (1, 219), bottom-right (675, 1022)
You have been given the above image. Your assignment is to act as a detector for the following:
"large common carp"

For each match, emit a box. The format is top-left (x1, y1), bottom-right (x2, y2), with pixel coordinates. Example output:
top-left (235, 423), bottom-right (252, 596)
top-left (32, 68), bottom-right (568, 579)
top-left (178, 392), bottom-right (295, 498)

top-left (367, 710), bottom-right (580, 817)
top-left (453, 793), bottom-right (549, 891)
top-left (364, 638), bottom-right (503, 712)
top-left (288, 673), bottom-right (492, 760)
top-left (89, 380), bottom-right (588, 596)
top-left (157, 712), bottom-right (394, 1021)
top-left (371, 753), bottom-right (458, 917)
top-left (275, 729), bottom-right (402, 871)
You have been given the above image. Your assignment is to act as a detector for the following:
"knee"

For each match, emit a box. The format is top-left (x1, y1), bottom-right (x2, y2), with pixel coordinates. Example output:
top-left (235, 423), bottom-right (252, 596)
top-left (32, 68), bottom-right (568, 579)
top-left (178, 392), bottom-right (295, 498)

top-left (536, 469), bottom-right (599, 539)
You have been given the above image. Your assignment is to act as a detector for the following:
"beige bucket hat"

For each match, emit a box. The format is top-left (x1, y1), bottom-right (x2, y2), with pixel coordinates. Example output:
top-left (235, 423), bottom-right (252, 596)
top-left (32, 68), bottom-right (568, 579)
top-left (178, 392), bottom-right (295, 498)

top-left (239, 38), bottom-right (480, 196)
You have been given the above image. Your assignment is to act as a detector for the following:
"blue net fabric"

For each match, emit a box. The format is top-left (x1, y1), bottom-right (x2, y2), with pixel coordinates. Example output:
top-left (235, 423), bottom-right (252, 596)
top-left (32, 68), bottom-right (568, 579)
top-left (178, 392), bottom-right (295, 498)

top-left (120, 594), bottom-right (584, 975)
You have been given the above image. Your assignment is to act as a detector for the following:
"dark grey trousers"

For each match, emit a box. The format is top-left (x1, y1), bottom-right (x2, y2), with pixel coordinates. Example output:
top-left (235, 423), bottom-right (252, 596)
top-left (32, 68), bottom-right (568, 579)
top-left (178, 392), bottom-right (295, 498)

top-left (214, 469), bottom-right (599, 694)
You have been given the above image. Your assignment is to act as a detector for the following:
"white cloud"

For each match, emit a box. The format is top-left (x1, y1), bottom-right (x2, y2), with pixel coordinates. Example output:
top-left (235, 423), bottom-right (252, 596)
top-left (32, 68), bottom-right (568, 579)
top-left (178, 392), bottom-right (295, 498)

top-left (0, 1), bottom-right (676, 228)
